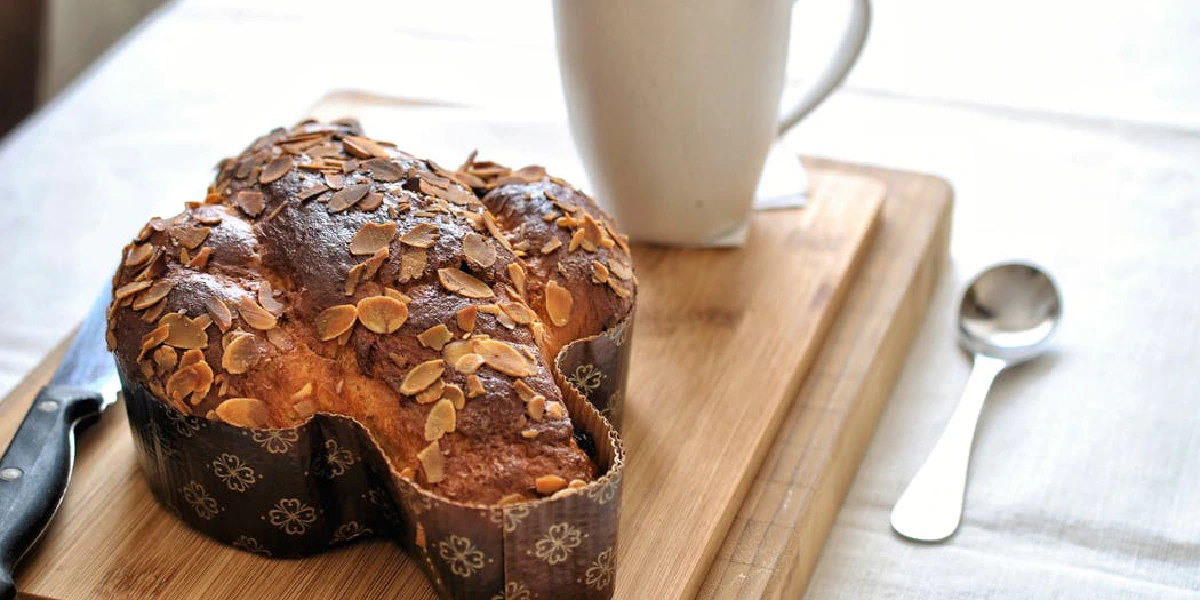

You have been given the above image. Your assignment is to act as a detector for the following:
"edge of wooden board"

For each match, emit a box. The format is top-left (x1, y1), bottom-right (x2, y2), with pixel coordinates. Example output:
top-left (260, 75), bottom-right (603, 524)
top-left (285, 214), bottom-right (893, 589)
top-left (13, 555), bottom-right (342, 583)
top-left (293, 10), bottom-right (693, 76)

top-left (698, 158), bottom-right (954, 599)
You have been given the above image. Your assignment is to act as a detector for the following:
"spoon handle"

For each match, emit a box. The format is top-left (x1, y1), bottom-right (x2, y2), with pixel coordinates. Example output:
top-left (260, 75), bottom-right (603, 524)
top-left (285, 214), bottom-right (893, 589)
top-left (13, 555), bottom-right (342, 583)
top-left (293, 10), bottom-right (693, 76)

top-left (890, 354), bottom-right (1006, 542)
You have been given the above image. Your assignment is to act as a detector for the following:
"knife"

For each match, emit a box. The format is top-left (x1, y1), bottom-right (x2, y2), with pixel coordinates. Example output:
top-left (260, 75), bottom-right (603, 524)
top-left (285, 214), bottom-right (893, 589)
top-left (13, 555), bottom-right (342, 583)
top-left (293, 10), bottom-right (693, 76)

top-left (0, 288), bottom-right (120, 600)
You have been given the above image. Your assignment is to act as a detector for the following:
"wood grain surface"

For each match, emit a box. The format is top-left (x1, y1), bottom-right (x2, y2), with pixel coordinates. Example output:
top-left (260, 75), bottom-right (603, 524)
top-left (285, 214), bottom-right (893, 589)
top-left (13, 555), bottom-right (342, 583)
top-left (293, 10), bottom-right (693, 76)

top-left (0, 159), bottom-right (952, 600)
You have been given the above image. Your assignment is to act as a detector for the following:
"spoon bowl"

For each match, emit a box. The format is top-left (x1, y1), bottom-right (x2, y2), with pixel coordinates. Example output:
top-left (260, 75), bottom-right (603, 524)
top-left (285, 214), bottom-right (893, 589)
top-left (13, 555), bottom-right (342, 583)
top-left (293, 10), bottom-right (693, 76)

top-left (959, 263), bottom-right (1062, 363)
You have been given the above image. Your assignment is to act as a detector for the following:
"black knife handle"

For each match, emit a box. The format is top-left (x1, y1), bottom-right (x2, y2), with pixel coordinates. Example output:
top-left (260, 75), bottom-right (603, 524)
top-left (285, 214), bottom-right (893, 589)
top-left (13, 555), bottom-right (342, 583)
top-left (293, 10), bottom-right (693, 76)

top-left (0, 385), bottom-right (104, 600)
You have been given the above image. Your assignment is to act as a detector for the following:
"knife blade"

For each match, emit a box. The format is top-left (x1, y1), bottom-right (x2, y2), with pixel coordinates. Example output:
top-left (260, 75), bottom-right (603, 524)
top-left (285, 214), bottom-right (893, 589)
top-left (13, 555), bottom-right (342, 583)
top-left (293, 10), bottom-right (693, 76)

top-left (0, 287), bottom-right (119, 600)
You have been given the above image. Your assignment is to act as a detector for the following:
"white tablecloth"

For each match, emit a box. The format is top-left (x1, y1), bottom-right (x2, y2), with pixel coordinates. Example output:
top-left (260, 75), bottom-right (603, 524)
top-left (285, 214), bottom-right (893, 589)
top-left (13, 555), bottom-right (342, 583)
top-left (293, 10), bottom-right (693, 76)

top-left (1, 1), bottom-right (1198, 597)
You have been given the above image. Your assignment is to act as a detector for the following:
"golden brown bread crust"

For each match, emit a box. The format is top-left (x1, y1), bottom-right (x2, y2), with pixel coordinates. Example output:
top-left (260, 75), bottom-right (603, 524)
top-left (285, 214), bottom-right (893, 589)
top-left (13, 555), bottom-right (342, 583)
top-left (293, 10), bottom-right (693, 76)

top-left (106, 120), bottom-right (636, 505)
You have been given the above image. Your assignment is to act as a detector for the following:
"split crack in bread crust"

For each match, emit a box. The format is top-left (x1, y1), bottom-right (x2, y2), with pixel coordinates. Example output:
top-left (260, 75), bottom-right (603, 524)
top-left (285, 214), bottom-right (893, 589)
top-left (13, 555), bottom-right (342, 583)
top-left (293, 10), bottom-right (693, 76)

top-left (107, 119), bottom-right (637, 505)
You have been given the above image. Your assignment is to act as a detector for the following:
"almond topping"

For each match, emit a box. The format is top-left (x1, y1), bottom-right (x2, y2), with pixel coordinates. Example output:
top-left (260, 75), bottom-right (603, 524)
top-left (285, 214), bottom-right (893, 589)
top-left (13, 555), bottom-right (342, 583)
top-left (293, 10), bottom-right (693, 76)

top-left (357, 296), bottom-right (407, 334)
top-left (138, 325), bottom-right (169, 361)
top-left (438, 268), bottom-right (494, 298)
top-left (234, 190), bottom-right (265, 217)
top-left (514, 380), bottom-right (537, 402)
top-left (535, 475), bottom-right (567, 496)
top-left (462, 233), bottom-right (497, 268)
top-left (417, 324), bottom-right (453, 350)
top-left (115, 280), bottom-right (152, 300)
top-left (161, 312), bottom-right (210, 349)
top-left (329, 184), bottom-right (369, 212)
top-left (205, 297), bottom-right (233, 331)
top-left (591, 261), bottom-right (610, 284)
top-left (545, 280), bottom-right (573, 327)
top-left (568, 228), bottom-right (587, 252)
top-left (540, 238), bottom-right (562, 254)
top-left (343, 135), bottom-right (389, 159)
top-left (398, 249), bottom-right (427, 282)
top-left (417, 440), bottom-right (444, 483)
top-left (527, 395), bottom-right (546, 421)
top-left (399, 223), bottom-right (440, 248)
top-left (569, 479), bottom-right (587, 490)
top-left (257, 282), bottom-right (285, 315)
top-left (238, 296), bottom-right (277, 330)
top-left (259, 156), bottom-right (292, 184)
top-left (383, 288), bottom-right (411, 303)
top-left (456, 305), bottom-right (478, 332)
top-left (125, 244), bottom-right (154, 266)
top-left (546, 401), bottom-right (565, 419)
top-left (609, 278), bottom-right (634, 298)
top-left (499, 302), bottom-right (535, 325)
top-left (214, 398), bottom-right (270, 428)
top-left (442, 383), bottom-right (465, 409)
top-left (400, 359), bottom-right (445, 395)
top-left (520, 430), bottom-right (539, 439)
top-left (608, 258), bottom-right (633, 280)
top-left (222, 332), bottom-right (260, 375)
top-left (507, 263), bottom-right (526, 299)
top-left (466, 375), bottom-right (485, 398)
top-left (183, 247), bottom-right (212, 269)
top-left (153, 345), bottom-right (178, 373)
top-left (443, 340), bottom-right (472, 366)
top-left (349, 222), bottom-right (398, 256)
top-left (472, 339), bottom-right (537, 377)
top-left (358, 191), bottom-right (384, 211)
top-left (132, 280), bottom-right (175, 310)
top-left (424, 399), bottom-right (457, 441)
top-left (454, 353), bottom-right (485, 375)
top-left (315, 304), bottom-right (358, 341)
top-left (173, 225), bottom-right (211, 249)
top-left (415, 380), bottom-right (445, 404)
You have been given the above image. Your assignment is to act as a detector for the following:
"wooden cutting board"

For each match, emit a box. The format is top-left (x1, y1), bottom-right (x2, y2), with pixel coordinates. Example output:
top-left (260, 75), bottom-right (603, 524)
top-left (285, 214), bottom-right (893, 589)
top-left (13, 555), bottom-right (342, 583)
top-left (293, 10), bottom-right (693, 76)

top-left (1, 155), bottom-right (950, 600)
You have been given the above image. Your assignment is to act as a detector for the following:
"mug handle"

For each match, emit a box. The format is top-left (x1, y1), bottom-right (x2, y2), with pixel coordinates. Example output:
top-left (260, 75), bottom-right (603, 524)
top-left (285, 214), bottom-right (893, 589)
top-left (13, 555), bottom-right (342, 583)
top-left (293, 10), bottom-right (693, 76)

top-left (776, 0), bottom-right (872, 136)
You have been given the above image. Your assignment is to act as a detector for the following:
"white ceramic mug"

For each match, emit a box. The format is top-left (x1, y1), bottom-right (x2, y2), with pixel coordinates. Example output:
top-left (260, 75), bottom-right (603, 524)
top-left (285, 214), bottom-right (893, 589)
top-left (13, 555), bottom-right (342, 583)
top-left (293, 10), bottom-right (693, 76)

top-left (554, 0), bottom-right (871, 245)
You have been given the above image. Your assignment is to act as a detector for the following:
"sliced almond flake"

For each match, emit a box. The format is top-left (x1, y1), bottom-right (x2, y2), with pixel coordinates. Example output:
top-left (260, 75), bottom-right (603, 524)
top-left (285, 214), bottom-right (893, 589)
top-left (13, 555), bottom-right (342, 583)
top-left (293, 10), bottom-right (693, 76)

top-left (222, 332), bottom-right (260, 375)
top-left (591, 261), bottom-right (610, 284)
top-left (135, 223), bottom-right (154, 242)
top-left (437, 268), bottom-right (494, 298)
top-left (258, 282), bottom-right (285, 315)
top-left (292, 382), bottom-right (314, 401)
top-left (443, 383), bottom-right (465, 409)
top-left (499, 302), bottom-right (535, 325)
top-left (161, 312), bottom-right (210, 349)
top-left (483, 212), bottom-right (513, 252)
top-left (357, 296), bottom-right (408, 334)
top-left (184, 247), bottom-right (213, 269)
top-left (424, 398), bottom-right (457, 441)
top-left (466, 374), bottom-right (485, 398)
top-left (214, 398), bottom-right (270, 428)
top-left (133, 249), bottom-right (165, 281)
top-left (508, 264), bottom-right (529, 301)
top-left (166, 359), bottom-right (214, 406)
top-left (115, 280), bottom-right (153, 300)
top-left (608, 257), bottom-right (634, 280)
top-left (194, 208), bottom-right (224, 225)
top-left (343, 135), bottom-right (390, 159)
top-left (204, 297), bottom-right (233, 331)
top-left (125, 243), bottom-right (155, 267)
top-left (462, 233), bottom-right (497, 268)
top-left (362, 158), bottom-right (404, 182)
top-left (362, 246), bottom-right (389, 281)
top-left (259, 156), bottom-right (292, 184)
top-left (344, 263), bottom-right (366, 296)
top-left (520, 430), bottom-right (539, 440)
top-left (342, 159), bottom-right (360, 174)
top-left (153, 345), bottom-right (178, 373)
top-left (336, 327), bottom-right (353, 346)
top-left (527, 395), bottom-right (546, 421)
top-left (415, 380), bottom-right (445, 404)
top-left (140, 300), bottom-right (167, 322)
top-left (349, 221), bottom-right (398, 256)
top-left (545, 280), bottom-right (573, 327)
top-left (454, 353), bottom-right (485, 375)
top-left (265, 327), bottom-right (293, 351)
top-left (443, 340), bottom-right (472, 366)
top-left (138, 324), bottom-right (170, 361)
top-left (480, 304), bottom-right (516, 329)
top-left (399, 223), bottom-right (440, 248)
top-left (512, 240), bottom-right (530, 252)
top-left (234, 190), bottom-right (265, 217)
top-left (514, 380), bottom-right (537, 402)
top-left (455, 305), bottom-right (478, 333)
top-left (472, 339), bottom-right (537, 377)
top-left (316, 304), bottom-right (358, 341)
top-left (358, 192), bottom-right (384, 211)
top-left (540, 238), bottom-right (562, 254)
top-left (417, 440), bottom-right (444, 483)
top-left (535, 474), bottom-right (567, 496)
top-left (556, 263), bottom-right (569, 277)
top-left (325, 173), bottom-right (345, 189)
top-left (608, 278), bottom-right (634, 298)
top-left (238, 296), bottom-right (277, 330)
top-left (443, 186), bottom-right (475, 206)
top-left (298, 183), bottom-right (329, 201)
top-left (400, 359), bottom-right (444, 395)
top-left (397, 249), bottom-right (427, 283)
top-left (328, 184), bottom-right (369, 212)
top-left (172, 225), bottom-right (211, 249)
top-left (132, 280), bottom-right (175, 310)
top-left (416, 324), bottom-right (453, 351)
top-left (546, 401), bottom-right (565, 419)
top-left (568, 228), bottom-right (587, 252)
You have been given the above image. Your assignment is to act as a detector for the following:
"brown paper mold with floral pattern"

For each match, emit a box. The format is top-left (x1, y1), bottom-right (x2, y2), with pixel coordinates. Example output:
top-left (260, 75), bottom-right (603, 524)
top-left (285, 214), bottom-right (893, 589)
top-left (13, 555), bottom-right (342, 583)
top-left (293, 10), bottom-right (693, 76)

top-left (120, 309), bottom-right (632, 600)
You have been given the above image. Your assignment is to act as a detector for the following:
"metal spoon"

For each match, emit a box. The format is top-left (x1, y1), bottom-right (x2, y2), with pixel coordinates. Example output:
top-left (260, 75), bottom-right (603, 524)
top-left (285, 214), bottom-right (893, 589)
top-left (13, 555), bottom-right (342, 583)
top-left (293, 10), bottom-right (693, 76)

top-left (890, 262), bottom-right (1062, 542)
